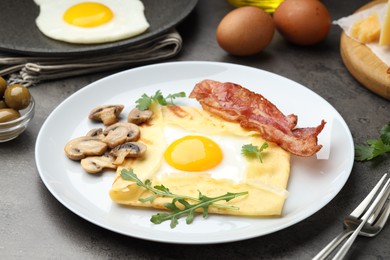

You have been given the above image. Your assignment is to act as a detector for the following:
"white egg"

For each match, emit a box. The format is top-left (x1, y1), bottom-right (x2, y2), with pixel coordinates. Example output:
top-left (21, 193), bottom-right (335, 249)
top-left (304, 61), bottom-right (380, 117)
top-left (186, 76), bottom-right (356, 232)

top-left (35, 0), bottom-right (149, 44)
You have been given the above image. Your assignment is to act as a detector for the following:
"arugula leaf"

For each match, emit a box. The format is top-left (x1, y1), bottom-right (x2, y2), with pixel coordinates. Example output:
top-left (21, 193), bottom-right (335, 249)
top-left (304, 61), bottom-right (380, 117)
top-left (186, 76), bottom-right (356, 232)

top-left (120, 168), bottom-right (248, 228)
top-left (355, 121), bottom-right (390, 161)
top-left (135, 90), bottom-right (186, 110)
top-left (150, 191), bottom-right (248, 228)
top-left (241, 142), bottom-right (268, 163)
top-left (121, 169), bottom-right (174, 202)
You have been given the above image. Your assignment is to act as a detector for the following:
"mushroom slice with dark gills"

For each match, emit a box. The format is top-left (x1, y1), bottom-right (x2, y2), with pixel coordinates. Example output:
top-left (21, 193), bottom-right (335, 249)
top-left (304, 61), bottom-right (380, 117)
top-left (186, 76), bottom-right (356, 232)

top-left (86, 128), bottom-right (105, 139)
top-left (64, 136), bottom-right (108, 160)
top-left (128, 108), bottom-right (153, 125)
top-left (80, 152), bottom-right (117, 174)
top-left (110, 142), bottom-right (147, 165)
top-left (103, 122), bottom-right (140, 148)
top-left (88, 104), bottom-right (124, 126)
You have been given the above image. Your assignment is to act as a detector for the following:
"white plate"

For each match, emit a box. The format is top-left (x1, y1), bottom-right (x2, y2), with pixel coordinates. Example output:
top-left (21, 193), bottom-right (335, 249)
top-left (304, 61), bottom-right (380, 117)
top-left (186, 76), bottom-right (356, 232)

top-left (35, 61), bottom-right (354, 244)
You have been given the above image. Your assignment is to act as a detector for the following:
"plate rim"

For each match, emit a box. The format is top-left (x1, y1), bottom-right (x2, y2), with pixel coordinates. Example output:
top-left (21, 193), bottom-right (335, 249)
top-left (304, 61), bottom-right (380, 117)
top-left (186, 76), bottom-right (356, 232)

top-left (35, 61), bottom-right (354, 244)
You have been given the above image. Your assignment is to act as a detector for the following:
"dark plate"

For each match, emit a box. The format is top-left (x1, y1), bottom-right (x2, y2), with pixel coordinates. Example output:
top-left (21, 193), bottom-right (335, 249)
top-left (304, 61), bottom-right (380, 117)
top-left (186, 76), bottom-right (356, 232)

top-left (0, 0), bottom-right (198, 56)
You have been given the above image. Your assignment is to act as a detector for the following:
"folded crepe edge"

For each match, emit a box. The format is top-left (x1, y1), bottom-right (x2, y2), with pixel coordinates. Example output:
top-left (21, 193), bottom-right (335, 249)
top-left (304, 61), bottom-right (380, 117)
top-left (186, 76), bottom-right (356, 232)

top-left (109, 171), bottom-right (288, 216)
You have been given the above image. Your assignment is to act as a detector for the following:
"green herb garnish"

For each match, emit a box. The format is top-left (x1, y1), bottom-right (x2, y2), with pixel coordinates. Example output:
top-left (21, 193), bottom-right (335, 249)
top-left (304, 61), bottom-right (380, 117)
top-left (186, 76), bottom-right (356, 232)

top-left (355, 121), bottom-right (390, 161)
top-left (135, 90), bottom-right (186, 110)
top-left (120, 168), bottom-right (248, 228)
top-left (241, 142), bottom-right (269, 163)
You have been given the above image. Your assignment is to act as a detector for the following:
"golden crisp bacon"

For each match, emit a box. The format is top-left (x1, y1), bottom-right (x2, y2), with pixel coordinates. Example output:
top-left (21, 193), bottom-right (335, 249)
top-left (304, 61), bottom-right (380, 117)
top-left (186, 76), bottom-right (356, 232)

top-left (189, 80), bottom-right (326, 157)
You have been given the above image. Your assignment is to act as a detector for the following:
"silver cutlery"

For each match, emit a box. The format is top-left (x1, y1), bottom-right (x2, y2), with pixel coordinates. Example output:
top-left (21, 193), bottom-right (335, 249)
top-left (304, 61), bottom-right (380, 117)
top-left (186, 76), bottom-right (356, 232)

top-left (313, 173), bottom-right (390, 260)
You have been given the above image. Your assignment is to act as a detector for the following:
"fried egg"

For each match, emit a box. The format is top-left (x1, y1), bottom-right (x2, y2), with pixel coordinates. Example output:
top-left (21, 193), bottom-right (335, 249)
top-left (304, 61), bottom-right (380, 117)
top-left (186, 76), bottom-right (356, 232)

top-left (110, 103), bottom-right (291, 216)
top-left (35, 0), bottom-right (149, 44)
top-left (160, 127), bottom-right (247, 183)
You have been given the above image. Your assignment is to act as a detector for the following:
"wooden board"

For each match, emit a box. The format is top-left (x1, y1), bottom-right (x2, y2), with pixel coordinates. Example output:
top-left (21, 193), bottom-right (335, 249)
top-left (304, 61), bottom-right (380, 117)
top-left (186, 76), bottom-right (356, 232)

top-left (340, 0), bottom-right (390, 100)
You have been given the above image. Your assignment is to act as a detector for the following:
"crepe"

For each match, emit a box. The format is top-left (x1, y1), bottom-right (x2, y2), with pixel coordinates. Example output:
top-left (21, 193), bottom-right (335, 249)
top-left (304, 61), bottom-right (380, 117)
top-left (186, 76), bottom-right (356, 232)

top-left (109, 103), bottom-right (290, 216)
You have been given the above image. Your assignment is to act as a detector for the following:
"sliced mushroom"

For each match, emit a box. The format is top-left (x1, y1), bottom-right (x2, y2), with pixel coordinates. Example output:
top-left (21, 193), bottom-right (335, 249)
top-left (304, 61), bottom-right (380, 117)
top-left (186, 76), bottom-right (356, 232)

top-left (128, 108), bottom-right (153, 125)
top-left (110, 142), bottom-right (147, 165)
top-left (86, 128), bottom-right (105, 139)
top-left (64, 136), bottom-right (108, 160)
top-left (80, 152), bottom-right (117, 174)
top-left (103, 122), bottom-right (140, 148)
top-left (88, 104), bottom-right (124, 126)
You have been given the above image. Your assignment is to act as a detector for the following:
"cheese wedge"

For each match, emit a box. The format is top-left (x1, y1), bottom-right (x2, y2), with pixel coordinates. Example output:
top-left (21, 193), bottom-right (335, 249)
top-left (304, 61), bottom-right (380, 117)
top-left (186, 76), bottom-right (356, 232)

top-left (380, 1), bottom-right (390, 45)
top-left (350, 13), bottom-right (381, 43)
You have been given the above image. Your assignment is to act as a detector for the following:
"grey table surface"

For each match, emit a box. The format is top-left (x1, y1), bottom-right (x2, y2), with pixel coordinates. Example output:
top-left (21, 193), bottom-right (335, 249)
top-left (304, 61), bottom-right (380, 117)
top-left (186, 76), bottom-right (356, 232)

top-left (1, 0), bottom-right (390, 259)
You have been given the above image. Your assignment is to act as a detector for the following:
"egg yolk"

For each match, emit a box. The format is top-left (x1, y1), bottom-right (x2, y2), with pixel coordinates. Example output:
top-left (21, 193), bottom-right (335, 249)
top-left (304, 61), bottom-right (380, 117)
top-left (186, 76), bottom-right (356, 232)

top-left (164, 135), bottom-right (223, 172)
top-left (63, 2), bottom-right (113, 28)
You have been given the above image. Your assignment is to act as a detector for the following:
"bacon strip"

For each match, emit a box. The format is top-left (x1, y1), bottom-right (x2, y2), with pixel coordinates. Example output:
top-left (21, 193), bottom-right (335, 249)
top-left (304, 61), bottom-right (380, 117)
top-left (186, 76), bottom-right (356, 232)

top-left (189, 80), bottom-right (326, 157)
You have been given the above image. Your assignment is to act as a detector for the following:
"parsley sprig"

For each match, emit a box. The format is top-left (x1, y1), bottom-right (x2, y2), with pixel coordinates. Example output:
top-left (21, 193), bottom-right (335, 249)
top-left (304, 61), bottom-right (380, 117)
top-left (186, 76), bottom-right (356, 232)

top-left (135, 90), bottom-right (186, 110)
top-left (355, 121), bottom-right (390, 161)
top-left (120, 168), bottom-right (248, 228)
top-left (241, 142), bottom-right (269, 163)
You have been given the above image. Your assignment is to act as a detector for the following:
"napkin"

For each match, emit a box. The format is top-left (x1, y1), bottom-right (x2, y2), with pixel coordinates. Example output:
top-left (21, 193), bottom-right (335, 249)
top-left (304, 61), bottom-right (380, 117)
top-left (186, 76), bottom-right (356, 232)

top-left (0, 30), bottom-right (182, 87)
top-left (333, 3), bottom-right (390, 67)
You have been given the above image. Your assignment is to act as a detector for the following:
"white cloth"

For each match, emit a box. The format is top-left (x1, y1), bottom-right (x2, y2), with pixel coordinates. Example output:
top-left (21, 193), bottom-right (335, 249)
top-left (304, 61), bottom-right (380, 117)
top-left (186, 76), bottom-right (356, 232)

top-left (0, 30), bottom-right (182, 86)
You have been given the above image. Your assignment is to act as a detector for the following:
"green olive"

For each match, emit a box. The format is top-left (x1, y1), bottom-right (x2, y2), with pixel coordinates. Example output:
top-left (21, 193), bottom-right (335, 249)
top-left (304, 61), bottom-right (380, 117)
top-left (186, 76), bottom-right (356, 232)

top-left (0, 100), bottom-right (8, 109)
top-left (0, 108), bottom-right (21, 123)
top-left (0, 76), bottom-right (7, 98)
top-left (4, 84), bottom-right (31, 110)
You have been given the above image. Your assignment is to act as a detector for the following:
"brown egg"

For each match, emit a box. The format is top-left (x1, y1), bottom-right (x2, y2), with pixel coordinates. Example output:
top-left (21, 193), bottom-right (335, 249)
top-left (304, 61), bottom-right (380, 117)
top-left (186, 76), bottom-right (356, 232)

top-left (273, 0), bottom-right (331, 45)
top-left (216, 6), bottom-right (275, 56)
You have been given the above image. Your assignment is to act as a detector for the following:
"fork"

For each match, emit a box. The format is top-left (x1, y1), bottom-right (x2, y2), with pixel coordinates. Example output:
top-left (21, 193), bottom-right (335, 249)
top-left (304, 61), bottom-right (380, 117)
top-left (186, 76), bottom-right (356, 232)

top-left (313, 173), bottom-right (390, 260)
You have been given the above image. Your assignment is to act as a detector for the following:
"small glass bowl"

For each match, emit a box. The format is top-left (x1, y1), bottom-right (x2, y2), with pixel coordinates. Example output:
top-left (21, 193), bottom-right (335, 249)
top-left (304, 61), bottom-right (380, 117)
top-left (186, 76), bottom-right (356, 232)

top-left (0, 96), bottom-right (35, 142)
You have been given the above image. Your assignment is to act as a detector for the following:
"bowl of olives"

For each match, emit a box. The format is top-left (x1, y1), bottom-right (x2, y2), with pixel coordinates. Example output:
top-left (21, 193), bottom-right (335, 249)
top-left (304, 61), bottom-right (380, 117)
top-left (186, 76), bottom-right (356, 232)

top-left (0, 77), bottom-right (35, 142)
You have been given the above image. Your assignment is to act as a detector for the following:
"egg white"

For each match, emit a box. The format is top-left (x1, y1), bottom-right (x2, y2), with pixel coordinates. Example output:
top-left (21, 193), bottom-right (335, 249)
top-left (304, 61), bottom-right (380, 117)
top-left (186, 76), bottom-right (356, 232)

top-left (35, 0), bottom-right (149, 44)
top-left (156, 125), bottom-right (249, 184)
